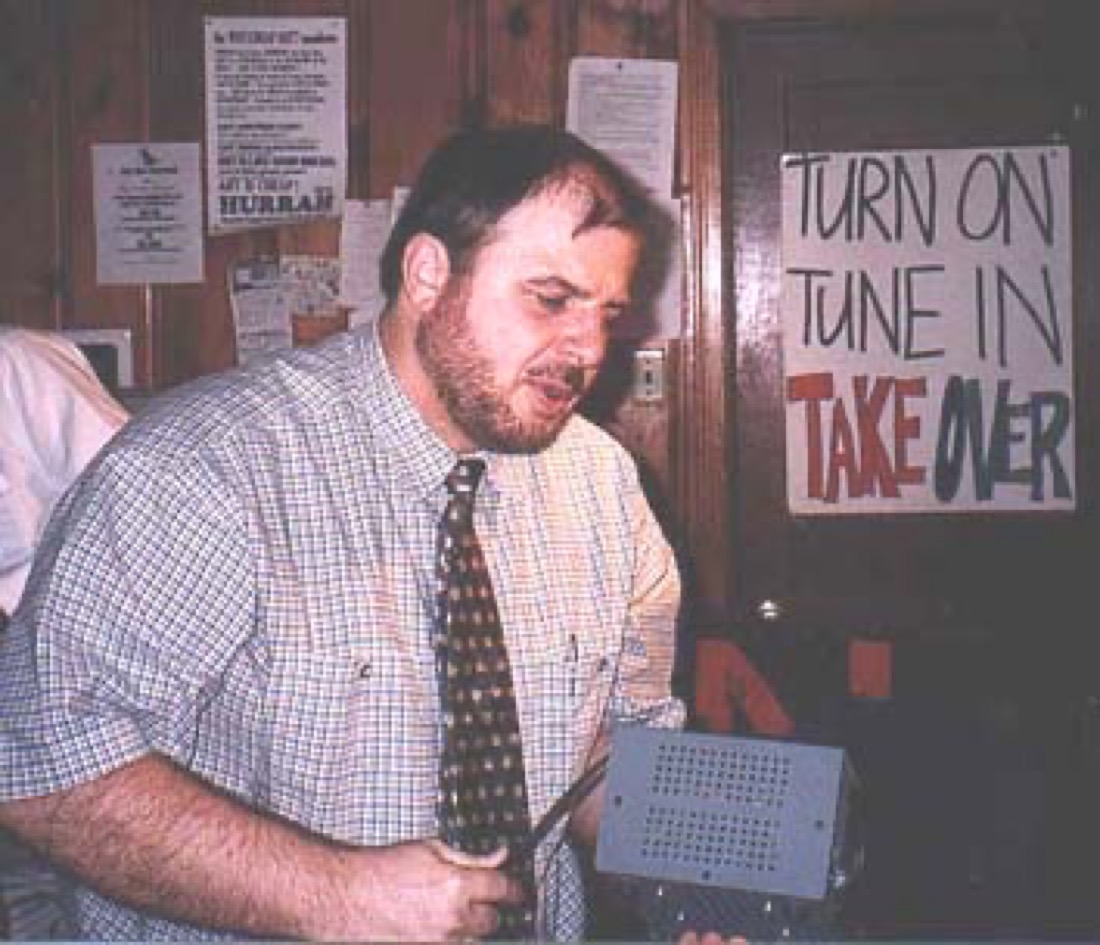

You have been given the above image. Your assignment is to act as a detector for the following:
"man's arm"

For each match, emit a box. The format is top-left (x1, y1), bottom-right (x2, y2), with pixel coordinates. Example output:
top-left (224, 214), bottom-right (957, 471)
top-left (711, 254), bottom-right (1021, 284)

top-left (0, 755), bottom-right (520, 942)
top-left (566, 732), bottom-right (610, 848)
top-left (615, 473), bottom-right (685, 720)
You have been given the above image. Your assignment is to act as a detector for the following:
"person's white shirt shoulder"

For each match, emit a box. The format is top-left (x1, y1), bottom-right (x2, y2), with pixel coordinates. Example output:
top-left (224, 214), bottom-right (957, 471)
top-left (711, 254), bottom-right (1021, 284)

top-left (0, 328), bottom-right (129, 614)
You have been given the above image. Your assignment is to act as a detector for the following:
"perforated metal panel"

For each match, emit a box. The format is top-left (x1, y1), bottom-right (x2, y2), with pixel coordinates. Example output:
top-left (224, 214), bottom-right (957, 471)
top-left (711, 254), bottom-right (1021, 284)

top-left (596, 726), bottom-right (849, 900)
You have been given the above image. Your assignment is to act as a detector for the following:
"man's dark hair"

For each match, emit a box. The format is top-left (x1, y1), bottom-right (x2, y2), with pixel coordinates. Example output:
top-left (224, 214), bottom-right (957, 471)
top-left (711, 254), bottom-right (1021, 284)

top-left (379, 124), bottom-right (650, 305)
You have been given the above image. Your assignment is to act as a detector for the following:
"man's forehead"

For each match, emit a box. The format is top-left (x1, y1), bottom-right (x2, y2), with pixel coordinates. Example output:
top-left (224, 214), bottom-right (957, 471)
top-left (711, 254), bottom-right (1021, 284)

top-left (498, 183), bottom-right (627, 240)
top-left (495, 196), bottom-right (639, 260)
top-left (485, 200), bottom-right (640, 299)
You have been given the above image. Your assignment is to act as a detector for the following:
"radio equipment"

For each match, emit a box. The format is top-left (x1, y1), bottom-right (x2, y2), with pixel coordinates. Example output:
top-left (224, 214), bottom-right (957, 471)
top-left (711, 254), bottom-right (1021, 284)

top-left (595, 726), bottom-right (862, 940)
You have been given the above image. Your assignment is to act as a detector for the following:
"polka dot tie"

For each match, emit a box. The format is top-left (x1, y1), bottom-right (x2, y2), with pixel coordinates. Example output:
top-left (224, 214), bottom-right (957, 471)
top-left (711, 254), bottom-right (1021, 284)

top-left (436, 458), bottom-right (537, 938)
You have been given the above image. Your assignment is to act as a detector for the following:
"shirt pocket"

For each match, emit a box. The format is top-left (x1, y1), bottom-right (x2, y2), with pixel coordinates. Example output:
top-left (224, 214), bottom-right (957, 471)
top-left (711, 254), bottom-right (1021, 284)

top-left (512, 626), bottom-right (619, 827)
top-left (265, 636), bottom-right (438, 845)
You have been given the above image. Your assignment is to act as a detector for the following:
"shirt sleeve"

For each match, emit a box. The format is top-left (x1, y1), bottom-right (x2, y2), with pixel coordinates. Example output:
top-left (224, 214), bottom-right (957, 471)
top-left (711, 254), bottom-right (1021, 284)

top-left (0, 444), bottom-right (254, 800)
top-left (0, 329), bottom-right (128, 478)
top-left (0, 330), bottom-right (128, 611)
top-left (607, 471), bottom-right (686, 732)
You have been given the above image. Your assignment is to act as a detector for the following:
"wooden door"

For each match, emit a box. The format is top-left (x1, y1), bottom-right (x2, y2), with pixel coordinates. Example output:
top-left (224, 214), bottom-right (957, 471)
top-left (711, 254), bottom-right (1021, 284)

top-left (713, 0), bottom-right (1099, 936)
top-left (726, 0), bottom-right (1098, 672)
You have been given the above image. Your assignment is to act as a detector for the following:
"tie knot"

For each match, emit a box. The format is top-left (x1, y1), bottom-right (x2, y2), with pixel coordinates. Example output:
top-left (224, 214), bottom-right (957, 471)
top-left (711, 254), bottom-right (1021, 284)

top-left (445, 457), bottom-right (485, 499)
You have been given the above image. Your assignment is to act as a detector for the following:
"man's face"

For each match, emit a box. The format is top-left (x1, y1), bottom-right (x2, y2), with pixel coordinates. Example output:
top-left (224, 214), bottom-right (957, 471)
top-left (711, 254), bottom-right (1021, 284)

top-left (416, 189), bottom-right (640, 453)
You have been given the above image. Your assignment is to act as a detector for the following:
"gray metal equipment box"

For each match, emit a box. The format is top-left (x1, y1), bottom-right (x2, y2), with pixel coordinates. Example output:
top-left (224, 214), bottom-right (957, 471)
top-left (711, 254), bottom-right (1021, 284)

top-left (596, 725), bottom-right (853, 901)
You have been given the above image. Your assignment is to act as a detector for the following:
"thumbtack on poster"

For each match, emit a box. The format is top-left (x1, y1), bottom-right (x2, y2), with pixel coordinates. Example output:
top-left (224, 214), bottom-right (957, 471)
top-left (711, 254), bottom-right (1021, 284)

top-left (566, 56), bottom-right (679, 199)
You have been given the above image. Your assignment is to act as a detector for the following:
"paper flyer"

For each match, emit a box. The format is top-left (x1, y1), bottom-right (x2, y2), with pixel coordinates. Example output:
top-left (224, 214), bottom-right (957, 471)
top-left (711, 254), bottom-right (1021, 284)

top-left (92, 142), bottom-right (204, 284)
top-left (205, 17), bottom-right (347, 232)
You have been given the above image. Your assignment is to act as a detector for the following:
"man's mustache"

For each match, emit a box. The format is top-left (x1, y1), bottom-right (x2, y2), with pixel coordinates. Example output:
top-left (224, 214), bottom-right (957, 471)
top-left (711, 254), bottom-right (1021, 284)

top-left (527, 362), bottom-right (589, 396)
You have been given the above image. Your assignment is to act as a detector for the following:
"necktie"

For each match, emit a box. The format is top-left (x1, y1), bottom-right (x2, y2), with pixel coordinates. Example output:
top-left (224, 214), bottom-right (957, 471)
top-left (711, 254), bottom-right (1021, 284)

top-left (436, 458), bottom-right (537, 938)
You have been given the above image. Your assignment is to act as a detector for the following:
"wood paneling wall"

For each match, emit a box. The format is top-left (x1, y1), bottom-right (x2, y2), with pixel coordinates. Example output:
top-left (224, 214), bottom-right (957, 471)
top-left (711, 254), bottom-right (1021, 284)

top-left (1, 0), bottom-right (63, 332)
top-left (0, 0), bottom-right (733, 625)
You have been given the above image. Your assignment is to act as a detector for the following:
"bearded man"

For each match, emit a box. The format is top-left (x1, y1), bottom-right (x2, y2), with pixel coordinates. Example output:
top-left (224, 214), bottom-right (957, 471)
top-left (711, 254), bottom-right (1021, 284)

top-left (0, 126), bottom-right (683, 942)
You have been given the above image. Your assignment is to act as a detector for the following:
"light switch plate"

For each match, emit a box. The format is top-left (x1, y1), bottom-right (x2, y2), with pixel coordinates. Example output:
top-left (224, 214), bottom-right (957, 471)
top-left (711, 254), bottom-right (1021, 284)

top-left (633, 348), bottom-right (665, 402)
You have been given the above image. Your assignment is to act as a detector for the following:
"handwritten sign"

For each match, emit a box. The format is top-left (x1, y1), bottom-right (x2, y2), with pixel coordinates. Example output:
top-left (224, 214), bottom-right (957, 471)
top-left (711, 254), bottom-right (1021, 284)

top-left (781, 146), bottom-right (1074, 514)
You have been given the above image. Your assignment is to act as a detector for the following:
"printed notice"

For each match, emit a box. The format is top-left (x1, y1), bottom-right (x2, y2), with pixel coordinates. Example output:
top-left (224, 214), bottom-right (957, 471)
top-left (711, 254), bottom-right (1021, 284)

top-left (566, 57), bottom-right (678, 198)
top-left (205, 16), bottom-right (347, 232)
top-left (228, 259), bottom-right (292, 366)
top-left (781, 145), bottom-right (1074, 514)
top-left (92, 143), bottom-right (204, 284)
top-left (281, 254), bottom-right (341, 323)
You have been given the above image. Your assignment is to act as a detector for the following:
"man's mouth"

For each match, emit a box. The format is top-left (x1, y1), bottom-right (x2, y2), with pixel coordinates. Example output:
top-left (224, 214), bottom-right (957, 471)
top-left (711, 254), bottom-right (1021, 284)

top-left (525, 364), bottom-right (587, 407)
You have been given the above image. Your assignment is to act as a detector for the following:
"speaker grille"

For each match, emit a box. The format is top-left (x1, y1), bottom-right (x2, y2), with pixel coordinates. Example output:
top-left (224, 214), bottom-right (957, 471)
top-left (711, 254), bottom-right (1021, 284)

top-left (639, 805), bottom-right (781, 876)
top-left (650, 740), bottom-right (794, 806)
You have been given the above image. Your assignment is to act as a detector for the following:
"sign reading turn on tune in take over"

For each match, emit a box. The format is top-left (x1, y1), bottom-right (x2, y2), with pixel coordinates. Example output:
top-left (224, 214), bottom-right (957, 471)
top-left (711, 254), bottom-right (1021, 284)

top-left (780, 145), bottom-right (1074, 515)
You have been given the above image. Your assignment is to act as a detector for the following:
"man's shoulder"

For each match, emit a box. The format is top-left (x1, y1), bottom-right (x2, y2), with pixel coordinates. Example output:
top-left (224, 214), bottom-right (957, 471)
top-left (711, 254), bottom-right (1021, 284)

top-left (0, 328), bottom-right (79, 367)
top-left (556, 413), bottom-right (634, 463)
top-left (537, 415), bottom-right (641, 492)
top-left (122, 331), bottom-right (369, 456)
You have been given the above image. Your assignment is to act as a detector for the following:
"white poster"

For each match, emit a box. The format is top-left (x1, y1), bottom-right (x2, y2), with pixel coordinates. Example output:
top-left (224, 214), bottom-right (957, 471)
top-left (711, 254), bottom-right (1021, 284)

top-left (566, 56), bottom-right (678, 198)
top-left (205, 17), bottom-right (347, 232)
top-left (782, 145), bottom-right (1074, 514)
top-left (92, 142), bottom-right (204, 284)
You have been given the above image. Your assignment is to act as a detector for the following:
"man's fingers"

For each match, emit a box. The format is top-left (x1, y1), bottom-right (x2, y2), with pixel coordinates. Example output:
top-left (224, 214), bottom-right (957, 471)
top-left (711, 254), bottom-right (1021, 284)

top-left (429, 839), bottom-right (509, 869)
top-left (427, 839), bottom-right (525, 907)
top-left (679, 933), bottom-right (746, 945)
top-left (447, 857), bottom-right (525, 908)
top-left (462, 902), bottom-right (501, 940)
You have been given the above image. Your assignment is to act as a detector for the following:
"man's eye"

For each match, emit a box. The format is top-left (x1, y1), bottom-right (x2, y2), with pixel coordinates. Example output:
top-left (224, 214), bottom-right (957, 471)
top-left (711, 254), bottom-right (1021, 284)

top-left (536, 294), bottom-right (570, 313)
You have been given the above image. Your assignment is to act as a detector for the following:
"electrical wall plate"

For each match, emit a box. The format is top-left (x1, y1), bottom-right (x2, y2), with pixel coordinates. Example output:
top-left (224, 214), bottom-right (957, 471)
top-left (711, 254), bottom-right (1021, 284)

top-left (62, 328), bottom-right (134, 389)
top-left (632, 348), bottom-right (666, 402)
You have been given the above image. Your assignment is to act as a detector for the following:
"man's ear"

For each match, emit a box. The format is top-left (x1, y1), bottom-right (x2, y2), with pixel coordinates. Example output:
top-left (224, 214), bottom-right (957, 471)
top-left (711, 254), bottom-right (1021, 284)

top-left (401, 233), bottom-right (451, 313)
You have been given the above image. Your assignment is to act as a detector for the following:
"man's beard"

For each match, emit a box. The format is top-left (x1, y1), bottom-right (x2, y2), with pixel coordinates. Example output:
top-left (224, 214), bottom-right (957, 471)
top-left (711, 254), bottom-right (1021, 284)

top-left (415, 282), bottom-right (584, 454)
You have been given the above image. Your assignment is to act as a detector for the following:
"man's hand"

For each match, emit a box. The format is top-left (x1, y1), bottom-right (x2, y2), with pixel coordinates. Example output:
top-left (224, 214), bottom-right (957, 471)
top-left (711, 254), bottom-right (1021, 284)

top-left (0, 757), bottom-right (524, 942)
top-left (679, 933), bottom-right (746, 945)
top-left (308, 840), bottom-right (525, 942)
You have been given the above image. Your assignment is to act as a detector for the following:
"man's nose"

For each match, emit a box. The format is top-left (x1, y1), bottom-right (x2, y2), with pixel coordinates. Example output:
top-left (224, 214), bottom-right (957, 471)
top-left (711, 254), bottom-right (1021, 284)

top-left (560, 306), bottom-right (609, 364)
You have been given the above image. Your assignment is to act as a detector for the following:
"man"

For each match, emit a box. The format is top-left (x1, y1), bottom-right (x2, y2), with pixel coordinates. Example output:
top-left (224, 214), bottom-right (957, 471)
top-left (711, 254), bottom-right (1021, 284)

top-left (0, 125), bottom-right (683, 941)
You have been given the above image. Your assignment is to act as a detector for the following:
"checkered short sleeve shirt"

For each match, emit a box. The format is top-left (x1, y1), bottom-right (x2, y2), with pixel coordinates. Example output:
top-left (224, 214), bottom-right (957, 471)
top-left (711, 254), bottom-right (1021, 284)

top-left (0, 323), bottom-right (683, 940)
